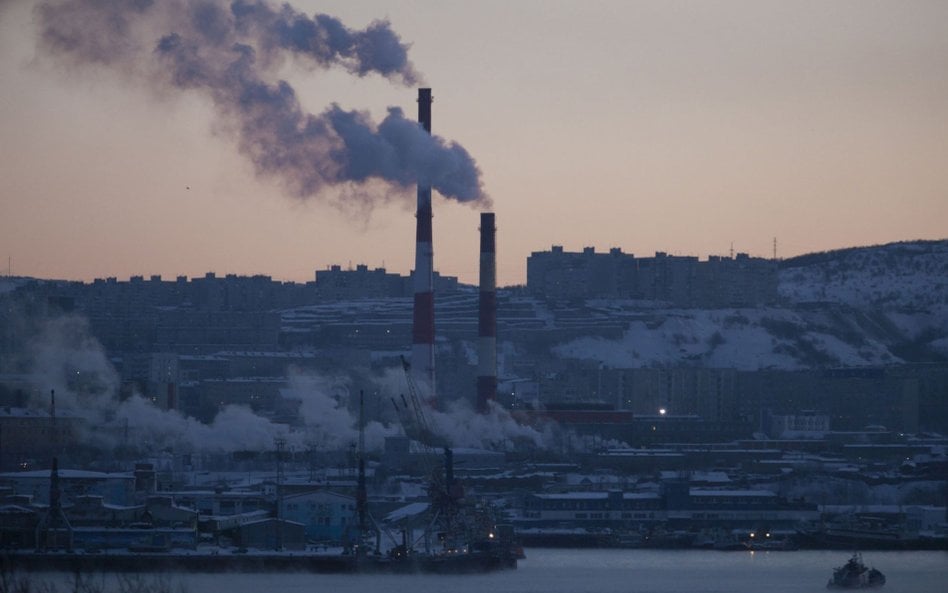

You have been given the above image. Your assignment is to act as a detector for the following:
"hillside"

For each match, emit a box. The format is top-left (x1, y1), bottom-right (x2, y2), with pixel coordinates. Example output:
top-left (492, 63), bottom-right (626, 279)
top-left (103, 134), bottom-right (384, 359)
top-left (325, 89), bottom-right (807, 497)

top-left (548, 240), bottom-right (948, 370)
top-left (779, 239), bottom-right (948, 310)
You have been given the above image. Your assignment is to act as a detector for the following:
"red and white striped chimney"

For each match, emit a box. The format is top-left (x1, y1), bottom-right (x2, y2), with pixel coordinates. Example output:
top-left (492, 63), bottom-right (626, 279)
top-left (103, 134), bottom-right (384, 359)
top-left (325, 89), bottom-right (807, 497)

top-left (412, 88), bottom-right (437, 408)
top-left (477, 212), bottom-right (497, 414)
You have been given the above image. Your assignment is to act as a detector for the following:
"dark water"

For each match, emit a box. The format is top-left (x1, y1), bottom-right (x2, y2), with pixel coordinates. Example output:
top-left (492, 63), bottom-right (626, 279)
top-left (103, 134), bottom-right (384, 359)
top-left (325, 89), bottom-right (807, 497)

top-left (30, 549), bottom-right (948, 593)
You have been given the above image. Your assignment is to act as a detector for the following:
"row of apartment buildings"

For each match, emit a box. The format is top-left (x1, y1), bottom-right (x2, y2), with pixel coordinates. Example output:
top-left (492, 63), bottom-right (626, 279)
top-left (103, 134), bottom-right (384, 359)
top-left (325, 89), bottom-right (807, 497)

top-left (527, 246), bottom-right (778, 306)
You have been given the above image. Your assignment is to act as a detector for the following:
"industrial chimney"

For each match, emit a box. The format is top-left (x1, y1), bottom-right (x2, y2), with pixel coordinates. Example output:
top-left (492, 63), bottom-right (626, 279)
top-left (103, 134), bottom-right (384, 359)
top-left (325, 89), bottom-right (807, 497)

top-left (412, 88), bottom-right (437, 408)
top-left (477, 212), bottom-right (497, 414)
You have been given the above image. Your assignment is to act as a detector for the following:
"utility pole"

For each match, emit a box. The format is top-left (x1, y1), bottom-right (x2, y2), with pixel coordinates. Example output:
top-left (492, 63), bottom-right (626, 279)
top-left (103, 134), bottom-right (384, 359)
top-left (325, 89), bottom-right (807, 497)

top-left (356, 390), bottom-right (368, 553)
top-left (50, 390), bottom-right (58, 458)
top-left (274, 436), bottom-right (286, 551)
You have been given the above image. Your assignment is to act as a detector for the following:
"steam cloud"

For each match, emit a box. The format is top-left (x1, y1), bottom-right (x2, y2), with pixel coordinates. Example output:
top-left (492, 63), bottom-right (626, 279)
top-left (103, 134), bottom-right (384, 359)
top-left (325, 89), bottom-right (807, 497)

top-left (23, 313), bottom-right (555, 456)
top-left (36, 0), bottom-right (487, 204)
top-left (25, 315), bottom-right (372, 454)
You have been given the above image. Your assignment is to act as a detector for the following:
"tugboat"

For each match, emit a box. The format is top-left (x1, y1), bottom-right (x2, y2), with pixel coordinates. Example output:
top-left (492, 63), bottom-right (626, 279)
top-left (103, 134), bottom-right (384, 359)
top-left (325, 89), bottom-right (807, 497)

top-left (827, 552), bottom-right (886, 589)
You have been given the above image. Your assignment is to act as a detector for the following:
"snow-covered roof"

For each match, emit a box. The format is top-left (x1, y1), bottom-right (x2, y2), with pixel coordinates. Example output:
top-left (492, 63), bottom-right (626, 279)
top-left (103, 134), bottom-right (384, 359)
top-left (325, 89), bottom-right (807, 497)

top-left (0, 470), bottom-right (132, 480)
top-left (535, 492), bottom-right (608, 500)
top-left (241, 517), bottom-right (305, 528)
top-left (382, 502), bottom-right (429, 523)
top-left (0, 505), bottom-right (35, 514)
top-left (689, 489), bottom-right (776, 497)
top-left (659, 470), bottom-right (731, 483)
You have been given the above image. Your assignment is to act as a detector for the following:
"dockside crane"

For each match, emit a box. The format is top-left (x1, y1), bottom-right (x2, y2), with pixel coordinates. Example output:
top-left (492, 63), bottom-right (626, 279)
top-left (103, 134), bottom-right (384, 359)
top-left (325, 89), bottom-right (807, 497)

top-left (393, 356), bottom-right (474, 554)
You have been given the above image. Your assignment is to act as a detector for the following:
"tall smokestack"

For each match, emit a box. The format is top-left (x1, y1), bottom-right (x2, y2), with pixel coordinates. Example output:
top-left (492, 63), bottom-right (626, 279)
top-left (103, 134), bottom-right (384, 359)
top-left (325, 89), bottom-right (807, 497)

top-left (477, 212), bottom-right (497, 414)
top-left (412, 88), bottom-right (436, 408)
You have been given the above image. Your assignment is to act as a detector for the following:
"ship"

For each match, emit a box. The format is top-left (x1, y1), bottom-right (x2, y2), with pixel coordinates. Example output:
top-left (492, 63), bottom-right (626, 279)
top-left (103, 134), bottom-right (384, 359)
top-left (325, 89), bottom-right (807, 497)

top-left (826, 552), bottom-right (886, 589)
top-left (742, 530), bottom-right (798, 551)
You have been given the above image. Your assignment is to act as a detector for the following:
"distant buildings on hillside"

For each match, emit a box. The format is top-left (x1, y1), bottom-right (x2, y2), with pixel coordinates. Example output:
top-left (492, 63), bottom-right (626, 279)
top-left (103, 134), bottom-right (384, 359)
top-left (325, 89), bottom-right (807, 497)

top-left (527, 246), bottom-right (777, 306)
top-left (2, 243), bottom-right (947, 471)
top-left (314, 264), bottom-right (459, 300)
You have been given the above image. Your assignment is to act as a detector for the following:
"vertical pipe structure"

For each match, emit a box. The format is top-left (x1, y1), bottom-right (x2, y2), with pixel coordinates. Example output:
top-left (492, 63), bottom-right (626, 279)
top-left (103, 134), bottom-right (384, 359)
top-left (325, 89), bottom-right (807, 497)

top-left (412, 88), bottom-right (437, 408)
top-left (356, 390), bottom-right (367, 549)
top-left (477, 213), bottom-right (497, 414)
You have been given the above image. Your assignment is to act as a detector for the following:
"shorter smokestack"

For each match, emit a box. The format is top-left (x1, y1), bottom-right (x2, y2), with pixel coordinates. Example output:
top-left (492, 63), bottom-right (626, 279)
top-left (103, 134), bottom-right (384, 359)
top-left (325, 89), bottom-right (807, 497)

top-left (477, 213), bottom-right (497, 414)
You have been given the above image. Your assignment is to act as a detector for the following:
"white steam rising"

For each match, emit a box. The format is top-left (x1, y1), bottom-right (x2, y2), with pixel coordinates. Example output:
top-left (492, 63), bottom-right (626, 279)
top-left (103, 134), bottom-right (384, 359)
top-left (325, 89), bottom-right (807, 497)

top-left (23, 314), bottom-right (560, 455)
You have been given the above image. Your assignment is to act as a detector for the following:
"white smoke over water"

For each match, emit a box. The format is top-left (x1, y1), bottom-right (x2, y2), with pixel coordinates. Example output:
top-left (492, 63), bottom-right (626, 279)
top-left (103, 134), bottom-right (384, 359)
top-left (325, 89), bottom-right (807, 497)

top-left (35, 0), bottom-right (488, 205)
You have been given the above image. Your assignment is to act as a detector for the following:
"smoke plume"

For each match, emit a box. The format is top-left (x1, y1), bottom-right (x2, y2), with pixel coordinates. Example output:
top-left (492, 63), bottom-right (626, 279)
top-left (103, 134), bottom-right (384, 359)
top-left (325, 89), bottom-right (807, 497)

top-left (372, 366), bottom-right (554, 451)
top-left (20, 311), bottom-right (596, 457)
top-left (36, 0), bottom-right (487, 204)
top-left (23, 312), bottom-right (551, 455)
top-left (25, 314), bottom-right (305, 453)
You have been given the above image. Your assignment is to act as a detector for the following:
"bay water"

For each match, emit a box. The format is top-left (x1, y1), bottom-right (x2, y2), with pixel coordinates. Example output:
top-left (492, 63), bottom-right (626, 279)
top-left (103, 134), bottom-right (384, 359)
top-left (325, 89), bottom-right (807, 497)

top-left (25, 548), bottom-right (947, 593)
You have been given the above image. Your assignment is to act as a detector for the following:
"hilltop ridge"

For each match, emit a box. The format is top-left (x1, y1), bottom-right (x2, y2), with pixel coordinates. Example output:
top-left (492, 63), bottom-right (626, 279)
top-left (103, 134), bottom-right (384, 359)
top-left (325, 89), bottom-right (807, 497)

top-left (547, 239), bottom-right (948, 370)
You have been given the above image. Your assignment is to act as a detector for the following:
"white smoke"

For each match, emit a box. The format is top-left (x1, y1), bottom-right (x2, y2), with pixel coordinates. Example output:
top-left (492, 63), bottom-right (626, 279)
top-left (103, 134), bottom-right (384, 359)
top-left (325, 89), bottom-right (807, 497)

top-left (281, 370), bottom-right (399, 452)
top-left (428, 400), bottom-right (554, 451)
top-left (27, 315), bottom-right (120, 412)
top-left (22, 313), bottom-right (583, 457)
top-left (372, 365), bottom-right (556, 451)
top-left (24, 314), bottom-right (324, 454)
top-left (35, 0), bottom-right (488, 205)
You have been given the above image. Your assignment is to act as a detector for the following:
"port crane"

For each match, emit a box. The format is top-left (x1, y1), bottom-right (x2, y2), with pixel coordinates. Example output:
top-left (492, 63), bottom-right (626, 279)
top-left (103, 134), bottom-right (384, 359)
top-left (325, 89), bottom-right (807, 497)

top-left (390, 355), bottom-right (490, 555)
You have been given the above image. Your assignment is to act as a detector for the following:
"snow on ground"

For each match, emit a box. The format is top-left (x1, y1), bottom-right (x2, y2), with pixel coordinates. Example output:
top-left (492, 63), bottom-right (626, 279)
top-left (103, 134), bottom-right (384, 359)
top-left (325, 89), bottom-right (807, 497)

top-left (930, 337), bottom-right (948, 358)
top-left (779, 241), bottom-right (948, 310)
top-left (553, 308), bottom-right (899, 370)
top-left (886, 304), bottom-right (948, 339)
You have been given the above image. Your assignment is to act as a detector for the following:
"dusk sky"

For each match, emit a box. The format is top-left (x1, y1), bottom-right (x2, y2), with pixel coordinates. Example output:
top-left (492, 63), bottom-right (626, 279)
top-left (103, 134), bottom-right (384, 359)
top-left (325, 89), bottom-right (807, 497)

top-left (1, 0), bottom-right (946, 287)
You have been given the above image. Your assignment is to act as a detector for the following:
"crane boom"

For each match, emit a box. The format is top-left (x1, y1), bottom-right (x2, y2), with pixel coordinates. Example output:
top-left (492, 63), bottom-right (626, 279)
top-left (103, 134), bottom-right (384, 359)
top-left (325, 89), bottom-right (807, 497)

top-left (399, 355), bottom-right (439, 447)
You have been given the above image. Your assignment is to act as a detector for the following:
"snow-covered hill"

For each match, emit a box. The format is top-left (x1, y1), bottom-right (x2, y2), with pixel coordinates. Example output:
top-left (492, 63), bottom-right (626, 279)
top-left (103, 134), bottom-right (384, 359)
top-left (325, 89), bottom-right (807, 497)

top-left (779, 240), bottom-right (948, 310)
top-left (550, 240), bottom-right (948, 369)
top-left (552, 307), bottom-right (899, 370)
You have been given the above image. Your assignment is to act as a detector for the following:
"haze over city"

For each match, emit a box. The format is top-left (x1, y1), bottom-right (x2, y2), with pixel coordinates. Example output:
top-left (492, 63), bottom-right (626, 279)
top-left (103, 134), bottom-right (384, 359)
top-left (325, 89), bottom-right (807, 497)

top-left (1, 0), bottom-right (946, 287)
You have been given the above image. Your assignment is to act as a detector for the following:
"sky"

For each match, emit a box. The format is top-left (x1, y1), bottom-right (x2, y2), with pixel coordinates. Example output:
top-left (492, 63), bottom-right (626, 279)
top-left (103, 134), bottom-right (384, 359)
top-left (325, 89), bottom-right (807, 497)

top-left (1, 0), bottom-right (946, 287)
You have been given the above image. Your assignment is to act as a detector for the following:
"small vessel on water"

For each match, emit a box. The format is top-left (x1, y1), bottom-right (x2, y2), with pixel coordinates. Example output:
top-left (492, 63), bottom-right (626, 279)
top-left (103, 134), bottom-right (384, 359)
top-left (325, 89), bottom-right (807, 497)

top-left (827, 552), bottom-right (886, 589)
top-left (742, 531), bottom-right (798, 551)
